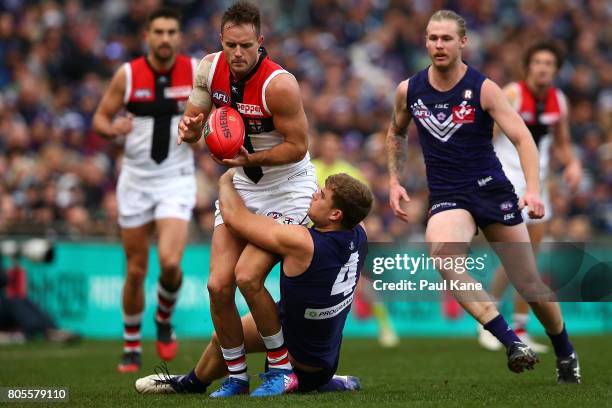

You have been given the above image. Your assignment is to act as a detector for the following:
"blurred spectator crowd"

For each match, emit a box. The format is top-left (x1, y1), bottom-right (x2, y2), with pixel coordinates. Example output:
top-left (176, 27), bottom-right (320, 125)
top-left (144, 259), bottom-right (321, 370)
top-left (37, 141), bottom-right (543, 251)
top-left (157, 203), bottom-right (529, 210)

top-left (0, 0), bottom-right (610, 242)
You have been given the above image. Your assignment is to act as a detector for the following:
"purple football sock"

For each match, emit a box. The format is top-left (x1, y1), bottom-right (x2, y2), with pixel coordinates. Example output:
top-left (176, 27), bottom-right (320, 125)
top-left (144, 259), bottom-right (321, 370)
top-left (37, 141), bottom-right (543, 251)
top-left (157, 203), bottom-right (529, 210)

top-left (546, 325), bottom-right (575, 358)
top-left (179, 369), bottom-right (210, 393)
top-left (483, 314), bottom-right (521, 349)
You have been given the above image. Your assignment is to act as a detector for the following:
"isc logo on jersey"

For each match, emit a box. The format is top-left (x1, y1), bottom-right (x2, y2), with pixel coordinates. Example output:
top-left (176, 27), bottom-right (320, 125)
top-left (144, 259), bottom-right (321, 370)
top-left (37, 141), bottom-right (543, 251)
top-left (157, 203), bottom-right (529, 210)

top-left (452, 103), bottom-right (475, 124)
top-left (237, 103), bottom-right (264, 117)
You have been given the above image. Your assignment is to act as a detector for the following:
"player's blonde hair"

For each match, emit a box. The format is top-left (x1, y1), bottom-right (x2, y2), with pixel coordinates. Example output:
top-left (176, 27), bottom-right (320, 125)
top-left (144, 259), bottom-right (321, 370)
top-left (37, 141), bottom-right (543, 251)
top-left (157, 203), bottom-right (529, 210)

top-left (428, 10), bottom-right (467, 38)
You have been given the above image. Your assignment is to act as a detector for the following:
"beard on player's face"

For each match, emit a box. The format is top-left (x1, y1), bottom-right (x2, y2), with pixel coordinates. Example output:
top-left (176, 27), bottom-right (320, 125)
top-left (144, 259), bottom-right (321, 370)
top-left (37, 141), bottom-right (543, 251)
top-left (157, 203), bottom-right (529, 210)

top-left (531, 72), bottom-right (554, 88)
top-left (221, 24), bottom-right (262, 77)
top-left (528, 66), bottom-right (556, 89)
top-left (528, 52), bottom-right (557, 88)
top-left (230, 55), bottom-right (256, 75)
top-left (152, 45), bottom-right (175, 62)
top-left (426, 21), bottom-right (465, 71)
top-left (427, 41), bottom-right (462, 69)
top-left (430, 53), bottom-right (458, 71)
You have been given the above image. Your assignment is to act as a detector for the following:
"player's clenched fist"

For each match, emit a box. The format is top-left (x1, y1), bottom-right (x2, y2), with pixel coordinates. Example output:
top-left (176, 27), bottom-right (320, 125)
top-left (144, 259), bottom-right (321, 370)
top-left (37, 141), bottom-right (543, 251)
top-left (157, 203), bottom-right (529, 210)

top-left (519, 192), bottom-right (545, 219)
top-left (389, 180), bottom-right (411, 223)
top-left (177, 113), bottom-right (205, 145)
top-left (111, 114), bottom-right (133, 137)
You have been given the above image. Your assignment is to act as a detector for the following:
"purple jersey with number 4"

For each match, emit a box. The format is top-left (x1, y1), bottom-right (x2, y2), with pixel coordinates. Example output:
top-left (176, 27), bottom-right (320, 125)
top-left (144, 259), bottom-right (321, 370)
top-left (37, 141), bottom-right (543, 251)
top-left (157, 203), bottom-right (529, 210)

top-left (279, 225), bottom-right (367, 369)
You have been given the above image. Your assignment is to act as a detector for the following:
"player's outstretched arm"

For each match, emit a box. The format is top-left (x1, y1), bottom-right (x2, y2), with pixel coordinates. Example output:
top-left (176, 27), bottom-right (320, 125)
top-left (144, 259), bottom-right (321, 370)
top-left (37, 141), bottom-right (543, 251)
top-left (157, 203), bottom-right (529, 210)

top-left (92, 66), bottom-right (133, 139)
top-left (178, 54), bottom-right (215, 145)
top-left (386, 80), bottom-right (412, 223)
top-left (552, 95), bottom-right (582, 192)
top-left (241, 73), bottom-right (308, 167)
top-left (481, 79), bottom-right (544, 219)
top-left (492, 83), bottom-right (520, 140)
top-left (218, 170), bottom-right (313, 258)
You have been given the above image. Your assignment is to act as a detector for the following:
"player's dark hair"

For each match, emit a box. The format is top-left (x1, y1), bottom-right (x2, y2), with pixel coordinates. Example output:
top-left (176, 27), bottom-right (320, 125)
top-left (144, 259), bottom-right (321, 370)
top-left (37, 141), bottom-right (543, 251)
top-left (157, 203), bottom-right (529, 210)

top-left (429, 10), bottom-right (467, 37)
top-left (326, 174), bottom-right (373, 230)
top-left (146, 7), bottom-right (182, 29)
top-left (523, 40), bottom-right (565, 70)
top-left (221, 1), bottom-right (261, 36)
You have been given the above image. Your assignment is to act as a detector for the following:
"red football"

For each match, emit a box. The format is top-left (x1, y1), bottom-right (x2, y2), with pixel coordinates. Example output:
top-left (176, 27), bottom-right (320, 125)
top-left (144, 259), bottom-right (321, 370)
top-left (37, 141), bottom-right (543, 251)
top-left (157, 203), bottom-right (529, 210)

top-left (204, 106), bottom-right (245, 160)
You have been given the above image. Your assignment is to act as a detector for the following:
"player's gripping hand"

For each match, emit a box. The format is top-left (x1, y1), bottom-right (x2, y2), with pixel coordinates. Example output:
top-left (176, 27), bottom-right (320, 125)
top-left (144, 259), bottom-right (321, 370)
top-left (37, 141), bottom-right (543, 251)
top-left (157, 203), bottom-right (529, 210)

top-left (210, 146), bottom-right (253, 168)
top-left (111, 114), bottom-right (133, 137)
top-left (389, 180), bottom-right (411, 223)
top-left (219, 168), bottom-right (237, 185)
top-left (177, 113), bottom-right (205, 145)
top-left (519, 192), bottom-right (544, 219)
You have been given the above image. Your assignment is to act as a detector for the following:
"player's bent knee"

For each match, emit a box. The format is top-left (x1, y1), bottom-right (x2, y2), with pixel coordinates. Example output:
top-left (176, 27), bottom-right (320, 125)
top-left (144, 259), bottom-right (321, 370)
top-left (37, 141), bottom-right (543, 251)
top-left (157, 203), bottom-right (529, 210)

top-left (235, 270), bottom-right (264, 295)
top-left (159, 256), bottom-right (181, 274)
top-left (207, 279), bottom-right (235, 304)
top-left (125, 268), bottom-right (147, 287)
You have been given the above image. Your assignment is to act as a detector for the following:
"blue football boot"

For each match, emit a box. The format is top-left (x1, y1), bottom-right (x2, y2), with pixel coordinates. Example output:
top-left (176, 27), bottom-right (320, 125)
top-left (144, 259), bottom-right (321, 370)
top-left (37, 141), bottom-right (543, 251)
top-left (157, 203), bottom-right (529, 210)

top-left (250, 368), bottom-right (298, 397)
top-left (209, 377), bottom-right (249, 398)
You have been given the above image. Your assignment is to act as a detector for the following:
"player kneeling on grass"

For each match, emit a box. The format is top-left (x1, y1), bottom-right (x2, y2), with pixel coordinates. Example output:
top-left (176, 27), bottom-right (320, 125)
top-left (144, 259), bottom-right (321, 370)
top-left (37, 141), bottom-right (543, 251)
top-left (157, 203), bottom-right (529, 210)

top-left (136, 171), bottom-right (373, 396)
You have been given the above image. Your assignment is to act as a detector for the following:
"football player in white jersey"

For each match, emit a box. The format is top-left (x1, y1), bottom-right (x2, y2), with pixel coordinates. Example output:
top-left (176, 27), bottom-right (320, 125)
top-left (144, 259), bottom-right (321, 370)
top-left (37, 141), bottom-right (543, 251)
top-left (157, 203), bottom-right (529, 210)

top-left (478, 40), bottom-right (583, 353)
top-left (177, 1), bottom-right (317, 397)
top-left (93, 8), bottom-right (199, 372)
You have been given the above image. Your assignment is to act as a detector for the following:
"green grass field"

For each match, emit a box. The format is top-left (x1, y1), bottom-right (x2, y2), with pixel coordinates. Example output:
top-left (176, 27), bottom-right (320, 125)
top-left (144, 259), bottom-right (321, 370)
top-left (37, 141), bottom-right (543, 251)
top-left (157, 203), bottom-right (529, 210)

top-left (2, 337), bottom-right (611, 407)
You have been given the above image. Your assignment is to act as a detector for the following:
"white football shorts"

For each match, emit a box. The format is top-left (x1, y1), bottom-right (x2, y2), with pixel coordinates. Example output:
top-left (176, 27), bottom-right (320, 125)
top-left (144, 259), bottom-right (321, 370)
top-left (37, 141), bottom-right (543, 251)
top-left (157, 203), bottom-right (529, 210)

top-left (214, 169), bottom-right (317, 227)
top-left (504, 168), bottom-right (552, 224)
top-left (117, 174), bottom-right (196, 228)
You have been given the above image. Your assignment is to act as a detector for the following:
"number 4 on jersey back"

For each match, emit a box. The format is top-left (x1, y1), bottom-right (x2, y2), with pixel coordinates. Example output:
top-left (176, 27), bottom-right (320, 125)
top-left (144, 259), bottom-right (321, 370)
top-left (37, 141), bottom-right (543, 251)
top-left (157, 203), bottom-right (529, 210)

top-left (331, 252), bottom-right (359, 296)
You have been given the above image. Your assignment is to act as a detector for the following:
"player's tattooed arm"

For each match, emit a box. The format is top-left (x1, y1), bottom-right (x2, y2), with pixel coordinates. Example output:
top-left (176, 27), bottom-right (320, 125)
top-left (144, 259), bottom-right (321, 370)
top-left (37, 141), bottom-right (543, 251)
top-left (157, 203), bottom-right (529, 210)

top-left (188, 56), bottom-right (213, 111)
top-left (386, 80), bottom-right (412, 183)
top-left (388, 110), bottom-right (408, 178)
top-left (386, 80), bottom-right (412, 222)
top-left (178, 54), bottom-right (215, 145)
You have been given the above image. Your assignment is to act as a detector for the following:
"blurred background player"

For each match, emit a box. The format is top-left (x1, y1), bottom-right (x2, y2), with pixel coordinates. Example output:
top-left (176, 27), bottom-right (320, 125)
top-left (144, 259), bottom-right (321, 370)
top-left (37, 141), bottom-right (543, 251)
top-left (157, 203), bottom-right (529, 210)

top-left (178, 1), bottom-right (317, 397)
top-left (312, 131), bottom-right (367, 185)
top-left (0, 252), bottom-right (80, 344)
top-left (386, 10), bottom-right (581, 382)
top-left (134, 171), bottom-right (371, 396)
top-left (92, 8), bottom-right (199, 372)
top-left (0, 1), bottom-right (607, 248)
top-left (352, 279), bottom-right (399, 348)
top-left (478, 40), bottom-right (583, 352)
top-left (311, 132), bottom-right (399, 347)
